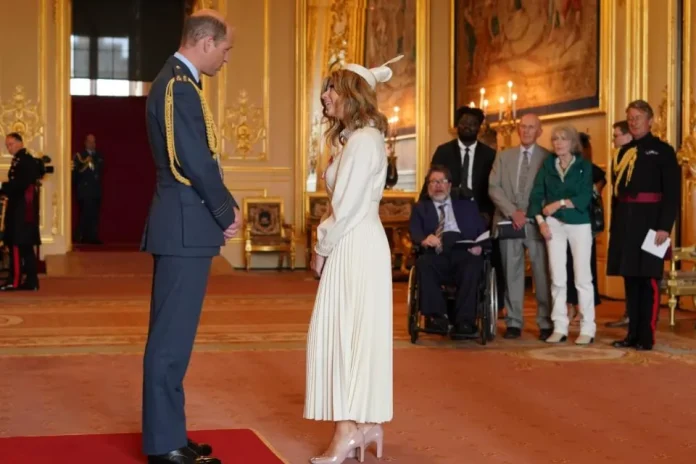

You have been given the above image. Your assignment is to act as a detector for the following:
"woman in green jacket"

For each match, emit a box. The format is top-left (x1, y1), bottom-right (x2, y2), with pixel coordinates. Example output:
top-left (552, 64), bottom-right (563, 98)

top-left (527, 125), bottom-right (595, 345)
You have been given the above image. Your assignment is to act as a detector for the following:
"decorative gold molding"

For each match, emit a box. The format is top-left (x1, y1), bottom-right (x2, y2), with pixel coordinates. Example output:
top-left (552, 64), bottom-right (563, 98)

top-left (58, 0), bottom-right (72, 248)
top-left (625, 0), bottom-right (649, 101)
top-left (416, 0), bottom-right (429, 189)
top-left (221, 90), bottom-right (267, 160)
top-left (683, 0), bottom-right (693, 142)
top-left (51, 192), bottom-right (58, 235)
top-left (217, 0), bottom-right (270, 163)
top-left (296, 0), bottom-right (308, 234)
top-left (0, 86), bottom-right (44, 153)
top-left (653, 85), bottom-right (669, 142)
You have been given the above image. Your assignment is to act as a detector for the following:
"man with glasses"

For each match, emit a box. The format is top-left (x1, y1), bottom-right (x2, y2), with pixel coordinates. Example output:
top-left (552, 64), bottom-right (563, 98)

top-left (409, 166), bottom-right (489, 339)
top-left (608, 100), bottom-right (680, 351)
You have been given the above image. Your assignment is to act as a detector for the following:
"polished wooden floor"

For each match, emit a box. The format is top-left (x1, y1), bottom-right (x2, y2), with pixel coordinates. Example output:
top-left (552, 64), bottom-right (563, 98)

top-left (1, 251), bottom-right (695, 463)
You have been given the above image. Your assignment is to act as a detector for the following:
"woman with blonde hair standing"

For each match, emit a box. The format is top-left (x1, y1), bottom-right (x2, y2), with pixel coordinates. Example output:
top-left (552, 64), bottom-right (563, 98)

top-left (304, 56), bottom-right (402, 464)
top-left (527, 124), bottom-right (595, 345)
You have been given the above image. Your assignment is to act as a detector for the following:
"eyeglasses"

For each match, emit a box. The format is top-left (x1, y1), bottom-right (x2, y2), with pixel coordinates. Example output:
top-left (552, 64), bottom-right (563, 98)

top-left (428, 179), bottom-right (450, 186)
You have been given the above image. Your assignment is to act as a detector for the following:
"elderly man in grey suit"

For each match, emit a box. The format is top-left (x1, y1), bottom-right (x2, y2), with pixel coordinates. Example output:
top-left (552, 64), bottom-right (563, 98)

top-left (489, 113), bottom-right (553, 341)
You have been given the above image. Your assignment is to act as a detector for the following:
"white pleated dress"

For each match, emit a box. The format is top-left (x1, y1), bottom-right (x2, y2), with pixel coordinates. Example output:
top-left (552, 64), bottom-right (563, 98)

top-left (304, 126), bottom-right (394, 424)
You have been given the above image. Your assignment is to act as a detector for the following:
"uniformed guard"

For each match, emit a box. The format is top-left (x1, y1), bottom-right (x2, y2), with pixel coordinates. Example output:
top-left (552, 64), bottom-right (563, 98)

top-left (0, 132), bottom-right (41, 291)
top-left (72, 133), bottom-right (104, 244)
top-left (140, 9), bottom-right (240, 464)
top-left (607, 100), bottom-right (680, 351)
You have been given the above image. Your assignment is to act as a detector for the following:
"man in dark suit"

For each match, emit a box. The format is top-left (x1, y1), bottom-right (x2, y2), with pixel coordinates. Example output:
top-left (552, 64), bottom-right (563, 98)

top-left (423, 106), bottom-right (496, 222)
top-left (409, 166), bottom-right (489, 340)
top-left (140, 9), bottom-right (240, 464)
top-left (0, 132), bottom-right (41, 291)
top-left (72, 133), bottom-right (104, 244)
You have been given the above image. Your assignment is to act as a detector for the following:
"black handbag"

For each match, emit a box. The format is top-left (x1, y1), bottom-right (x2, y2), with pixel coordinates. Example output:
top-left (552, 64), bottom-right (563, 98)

top-left (590, 190), bottom-right (605, 234)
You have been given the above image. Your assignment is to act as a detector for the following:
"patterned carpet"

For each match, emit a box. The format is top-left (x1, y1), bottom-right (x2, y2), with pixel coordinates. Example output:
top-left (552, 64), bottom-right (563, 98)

top-left (2, 251), bottom-right (696, 463)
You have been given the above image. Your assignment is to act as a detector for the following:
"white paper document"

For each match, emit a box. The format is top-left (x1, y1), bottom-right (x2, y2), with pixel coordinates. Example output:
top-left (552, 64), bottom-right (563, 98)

top-left (641, 229), bottom-right (671, 258)
top-left (457, 230), bottom-right (491, 244)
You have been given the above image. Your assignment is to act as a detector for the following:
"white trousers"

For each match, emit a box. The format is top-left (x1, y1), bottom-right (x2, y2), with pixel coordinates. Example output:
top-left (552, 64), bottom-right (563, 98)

top-left (545, 217), bottom-right (596, 337)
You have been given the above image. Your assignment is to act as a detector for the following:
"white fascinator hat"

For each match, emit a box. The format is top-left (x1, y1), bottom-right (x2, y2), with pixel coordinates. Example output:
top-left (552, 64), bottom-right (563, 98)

top-left (342, 55), bottom-right (404, 89)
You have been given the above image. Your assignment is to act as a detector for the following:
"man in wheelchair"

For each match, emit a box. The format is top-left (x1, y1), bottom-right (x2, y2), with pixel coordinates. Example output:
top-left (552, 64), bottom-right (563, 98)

top-left (409, 165), bottom-right (490, 340)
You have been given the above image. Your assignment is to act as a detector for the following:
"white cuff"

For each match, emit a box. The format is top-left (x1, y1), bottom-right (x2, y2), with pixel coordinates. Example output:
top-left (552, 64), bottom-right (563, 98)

top-left (535, 215), bottom-right (545, 225)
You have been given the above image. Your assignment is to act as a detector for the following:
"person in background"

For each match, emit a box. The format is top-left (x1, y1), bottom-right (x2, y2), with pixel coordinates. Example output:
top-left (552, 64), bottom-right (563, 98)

top-left (566, 132), bottom-right (605, 322)
top-left (72, 133), bottom-right (104, 244)
top-left (0, 132), bottom-right (41, 291)
top-left (608, 100), bottom-right (679, 351)
top-left (528, 125), bottom-right (595, 345)
top-left (605, 120), bottom-right (633, 328)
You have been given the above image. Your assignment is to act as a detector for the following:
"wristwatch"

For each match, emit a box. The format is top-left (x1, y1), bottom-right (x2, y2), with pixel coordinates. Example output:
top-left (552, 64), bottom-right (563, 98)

top-left (560, 199), bottom-right (567, 208)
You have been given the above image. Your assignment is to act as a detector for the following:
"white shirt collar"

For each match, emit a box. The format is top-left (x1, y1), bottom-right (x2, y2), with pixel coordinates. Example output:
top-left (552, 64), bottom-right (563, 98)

top-left (520, 144), bottom-right (536, 156)
top-left (174, 52), bottom-right (200, 83)
top-left (458, 139), bottom-right (477, 153)
top-left (432, 196), bottom-right (452, 207)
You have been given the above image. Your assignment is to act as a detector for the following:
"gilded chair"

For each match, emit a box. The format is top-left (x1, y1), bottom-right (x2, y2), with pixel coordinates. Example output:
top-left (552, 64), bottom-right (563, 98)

top-left (243, 196), bottom-right (296, 271)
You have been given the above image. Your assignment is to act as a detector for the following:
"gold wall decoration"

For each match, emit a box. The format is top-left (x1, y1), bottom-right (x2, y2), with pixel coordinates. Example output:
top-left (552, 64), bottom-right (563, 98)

top-left (51, 192), bottom-right (58, 235)
top-left (221, 89), bottom-right (267, 161)
top-left (0, 86), bottom-right (44, 149)
top-left (326, 0), bottom-right (350, 72)
top-left (652, 85), bottom-right (669, 142)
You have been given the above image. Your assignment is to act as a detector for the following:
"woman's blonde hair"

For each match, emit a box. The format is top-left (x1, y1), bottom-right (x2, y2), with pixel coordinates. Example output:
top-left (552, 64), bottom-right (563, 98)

top-left (320, 69), bottom-right (389, 147)
top-left (550, 125), bottom-right (582, 154)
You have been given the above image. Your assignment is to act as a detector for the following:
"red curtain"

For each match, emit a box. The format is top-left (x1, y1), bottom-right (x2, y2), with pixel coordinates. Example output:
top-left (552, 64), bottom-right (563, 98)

top-left (71, 96), bottom-right (155, 245)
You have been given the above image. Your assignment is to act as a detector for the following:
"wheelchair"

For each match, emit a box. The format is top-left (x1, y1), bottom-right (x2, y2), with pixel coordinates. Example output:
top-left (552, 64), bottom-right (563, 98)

top-left (406, 245), bottom-right (499, 345)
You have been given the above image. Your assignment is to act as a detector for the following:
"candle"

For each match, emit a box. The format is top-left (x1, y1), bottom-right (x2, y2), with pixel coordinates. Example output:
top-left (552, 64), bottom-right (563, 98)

top-left (483, 99), bottom-right (489, 114)
top-left (469, 101), bottom-right (475, 108)
top-left (479, 88), bottom-right (485, 108)
top-left (512, 93), bottom-right (518, 119)
top-left (499, 97), bottom-right (505, 120)
top-left (507, 81), bottom-right (513, 103)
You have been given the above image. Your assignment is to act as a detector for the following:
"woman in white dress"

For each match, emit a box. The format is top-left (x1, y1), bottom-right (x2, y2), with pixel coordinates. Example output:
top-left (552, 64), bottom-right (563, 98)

top-left (304, 56), bottom-right (402, 464)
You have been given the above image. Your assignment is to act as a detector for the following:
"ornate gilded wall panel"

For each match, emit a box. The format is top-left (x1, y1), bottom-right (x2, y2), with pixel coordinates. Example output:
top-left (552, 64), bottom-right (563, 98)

top-left (0, 0), bottom-right (70, 253)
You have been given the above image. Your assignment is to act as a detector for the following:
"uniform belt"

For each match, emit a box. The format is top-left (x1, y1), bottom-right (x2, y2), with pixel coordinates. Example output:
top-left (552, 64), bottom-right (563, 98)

top-left (617, 193), bottom-right (663, 203)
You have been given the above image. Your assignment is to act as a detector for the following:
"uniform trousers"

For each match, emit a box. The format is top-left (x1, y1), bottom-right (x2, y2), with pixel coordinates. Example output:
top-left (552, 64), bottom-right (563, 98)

top-left (624, 276), bottom-right (660, 347)
top-left (142, 255), bottom-right (212, 455)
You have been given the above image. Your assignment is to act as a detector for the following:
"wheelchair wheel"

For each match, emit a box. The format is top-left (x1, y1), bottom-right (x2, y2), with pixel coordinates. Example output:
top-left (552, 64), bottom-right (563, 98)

top-left (478, 260), bottom-right (491, 345)
top-left (407, 265), bottom-right (419, 344)
top-left (486, 265), bottom-right (498, 342)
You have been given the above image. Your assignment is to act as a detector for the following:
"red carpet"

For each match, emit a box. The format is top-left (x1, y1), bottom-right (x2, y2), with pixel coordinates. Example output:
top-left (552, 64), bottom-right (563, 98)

top-left (0, 429), bottom-right (287, 463)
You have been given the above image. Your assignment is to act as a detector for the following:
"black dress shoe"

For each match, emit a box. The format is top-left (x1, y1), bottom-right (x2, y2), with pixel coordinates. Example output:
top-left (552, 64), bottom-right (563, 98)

top-left (424, 315), bottom-right (449, 333)
top-left (538, 328), bottom-right (553, 341)
top-left (635, 344), bottom-right (653, 351)
top-left (612, 338), bottom-right (636, 348)
top-left (504, 327), bottom-right (521, 339)
top-left (148, 446), bottom-right (221, 464)
top-left (188, 438), bottom-right (213, 456)
top-left (450, 323), bottom-right (478, 340)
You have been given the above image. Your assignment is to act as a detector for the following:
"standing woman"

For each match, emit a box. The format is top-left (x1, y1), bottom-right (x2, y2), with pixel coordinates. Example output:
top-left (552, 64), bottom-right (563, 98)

top-left (527, 125), bottom-right (595, 345)
top-left (305, 57), bottom-right (402, 464)
top-left (566, 132), bottom-right (605, 319)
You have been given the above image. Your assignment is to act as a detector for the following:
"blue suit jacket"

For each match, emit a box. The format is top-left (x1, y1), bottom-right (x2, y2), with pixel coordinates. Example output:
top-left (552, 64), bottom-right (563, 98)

top-left (141, 56), bottom-right (237, 257)
top-left (409, 197), bottom-right (488, 248)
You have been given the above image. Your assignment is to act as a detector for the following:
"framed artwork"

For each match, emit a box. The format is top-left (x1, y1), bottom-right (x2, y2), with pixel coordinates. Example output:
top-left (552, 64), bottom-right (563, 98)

top-left (452, 0), bottom-right (601, 124)
top-left (364, 0), bottom-right (417, 136)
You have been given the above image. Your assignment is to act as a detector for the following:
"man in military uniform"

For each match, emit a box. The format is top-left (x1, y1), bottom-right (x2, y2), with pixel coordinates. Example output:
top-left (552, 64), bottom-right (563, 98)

top-left (72, 133), bottom-right (104, 244)
top-left (140, 9), bottom-right (240, 464)
top-left (0, 132), bottom-right (41, 291)
top-left (608, 100), bottom-right (680, 351)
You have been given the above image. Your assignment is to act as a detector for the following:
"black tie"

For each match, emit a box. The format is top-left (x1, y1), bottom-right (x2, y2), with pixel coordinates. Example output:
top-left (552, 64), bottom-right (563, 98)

top-left (461, 147), bottom-right (471, 194)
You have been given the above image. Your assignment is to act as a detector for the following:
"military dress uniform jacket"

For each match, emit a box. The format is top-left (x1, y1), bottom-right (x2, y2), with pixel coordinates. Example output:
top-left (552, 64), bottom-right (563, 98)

top-left (141, 56), bottom-right (237, 257)
top-left (0, 149), bottom-right (41, 246)
top-left (607, 133), bottom-right (680, 278)
top-left (72, 150), bottom-right (104, 199)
